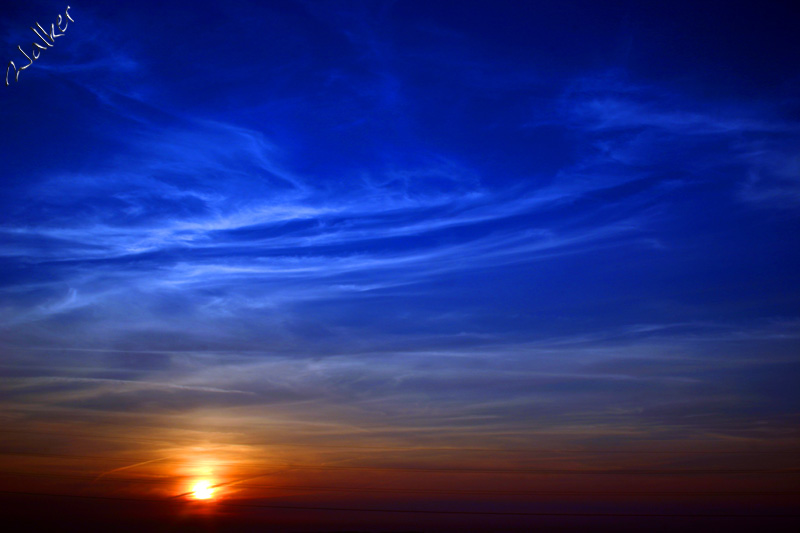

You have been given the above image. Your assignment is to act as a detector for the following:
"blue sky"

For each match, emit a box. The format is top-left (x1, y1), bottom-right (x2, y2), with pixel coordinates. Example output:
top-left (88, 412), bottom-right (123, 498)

top-left (1, 0), bottom-right (800, 519)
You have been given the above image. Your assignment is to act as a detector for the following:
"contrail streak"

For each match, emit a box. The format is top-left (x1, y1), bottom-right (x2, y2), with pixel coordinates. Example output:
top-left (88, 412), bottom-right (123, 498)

top-left (92, 456), bottom-right (172, 483)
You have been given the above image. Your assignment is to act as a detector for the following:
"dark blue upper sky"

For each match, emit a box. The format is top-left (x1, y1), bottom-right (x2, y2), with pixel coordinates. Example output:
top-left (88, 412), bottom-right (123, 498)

top-left (1, 0), bottom-right (800, 456)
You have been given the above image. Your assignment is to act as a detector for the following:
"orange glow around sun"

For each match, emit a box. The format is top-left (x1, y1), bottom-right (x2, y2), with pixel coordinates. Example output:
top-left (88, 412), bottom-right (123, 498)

top-left (191, 480), bottom-right (215, 500)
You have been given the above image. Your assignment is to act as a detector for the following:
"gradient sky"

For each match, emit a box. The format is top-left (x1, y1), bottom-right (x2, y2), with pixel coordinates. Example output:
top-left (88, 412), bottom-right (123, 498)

top-left (1, 1), bottom-right (799, 531)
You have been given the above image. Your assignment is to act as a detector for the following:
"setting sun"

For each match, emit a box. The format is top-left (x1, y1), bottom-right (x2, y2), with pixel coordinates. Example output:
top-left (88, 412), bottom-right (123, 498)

top-left (191, 480), bottom-right (215, 500)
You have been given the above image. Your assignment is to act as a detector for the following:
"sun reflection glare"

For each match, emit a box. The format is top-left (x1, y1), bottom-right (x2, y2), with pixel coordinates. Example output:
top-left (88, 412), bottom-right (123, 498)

top-left (191, 480), bottom-right (215, 500)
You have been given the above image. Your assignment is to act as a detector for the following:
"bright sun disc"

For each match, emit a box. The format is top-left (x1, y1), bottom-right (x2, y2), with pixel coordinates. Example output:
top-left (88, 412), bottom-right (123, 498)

top-left (191, 480), bottom-right (215, 500)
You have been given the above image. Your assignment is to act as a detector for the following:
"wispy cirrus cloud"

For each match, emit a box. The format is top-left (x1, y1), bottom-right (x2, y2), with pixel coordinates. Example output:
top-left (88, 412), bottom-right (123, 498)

top-left (3, 319), bottom-right (798, 449)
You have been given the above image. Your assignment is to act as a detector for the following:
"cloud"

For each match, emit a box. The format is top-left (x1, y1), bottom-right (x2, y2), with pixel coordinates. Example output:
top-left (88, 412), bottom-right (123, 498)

top-left (736, 139), bottom-right (800, 208)
top-left (2, 320), bottom-right (797, 449)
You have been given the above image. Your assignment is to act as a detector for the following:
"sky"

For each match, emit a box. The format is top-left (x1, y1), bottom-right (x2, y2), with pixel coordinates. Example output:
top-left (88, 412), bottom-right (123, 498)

top-left (1, 1), bottom-right (799, 531)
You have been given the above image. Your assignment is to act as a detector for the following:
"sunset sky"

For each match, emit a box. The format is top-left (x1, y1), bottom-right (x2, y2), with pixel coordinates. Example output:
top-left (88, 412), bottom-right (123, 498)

top-left (1, 1), bottom-right (799, 531)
